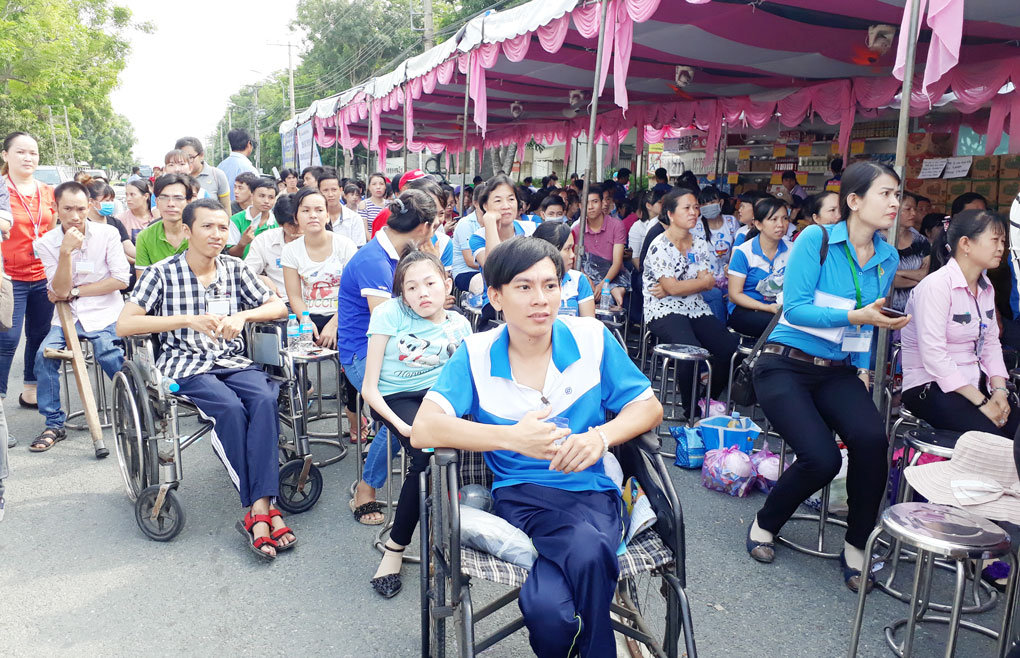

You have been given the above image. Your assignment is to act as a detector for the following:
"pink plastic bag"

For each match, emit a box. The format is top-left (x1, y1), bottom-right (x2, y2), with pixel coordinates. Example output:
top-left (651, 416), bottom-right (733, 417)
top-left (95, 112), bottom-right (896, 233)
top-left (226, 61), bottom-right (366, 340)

top-left (701, 446), bottom-right (755, 497)
top-left (750, 444), bottom-right (785, 494)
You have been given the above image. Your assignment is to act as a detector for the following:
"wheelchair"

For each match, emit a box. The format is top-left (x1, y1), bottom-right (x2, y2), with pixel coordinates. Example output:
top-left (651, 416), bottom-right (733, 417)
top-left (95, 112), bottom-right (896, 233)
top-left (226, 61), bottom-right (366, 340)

top-left (111, 321), bottom-right (331, 542)
top-left (420, 431), bottom-right (697, 658)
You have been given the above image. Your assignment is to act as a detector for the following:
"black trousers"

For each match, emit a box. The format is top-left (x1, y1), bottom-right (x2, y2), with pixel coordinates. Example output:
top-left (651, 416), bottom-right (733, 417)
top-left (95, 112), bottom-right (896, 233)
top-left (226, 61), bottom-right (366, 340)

top-left (370, 390), bottom-right (430, 547)
top-left (752, 352), bottom-right (888, 548)
top-left (727, 306), bottom-right (775, 338)
top-left (903, 383), bottom-right (1020, 440)
top-left (648, 313), bottom-right (737, 411)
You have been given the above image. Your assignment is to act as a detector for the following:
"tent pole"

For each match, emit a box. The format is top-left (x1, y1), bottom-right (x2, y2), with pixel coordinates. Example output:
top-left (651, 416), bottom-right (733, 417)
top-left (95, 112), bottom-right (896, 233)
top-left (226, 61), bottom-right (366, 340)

top-left (402, 84), bottom-right (410, 169)
top-left (577, 0), bottom-right (611, 260)
top-left (872, 0), bottom-right (923, 409)
top-left (459, 64), bottom-right (472, 217)
top-left (367, 97), bottom-right (374, 174)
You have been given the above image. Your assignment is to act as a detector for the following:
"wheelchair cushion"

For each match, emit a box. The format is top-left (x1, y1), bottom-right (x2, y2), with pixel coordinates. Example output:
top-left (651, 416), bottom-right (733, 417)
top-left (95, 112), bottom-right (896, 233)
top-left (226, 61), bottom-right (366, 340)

top-left (459, 528), bottom-right (674, 589)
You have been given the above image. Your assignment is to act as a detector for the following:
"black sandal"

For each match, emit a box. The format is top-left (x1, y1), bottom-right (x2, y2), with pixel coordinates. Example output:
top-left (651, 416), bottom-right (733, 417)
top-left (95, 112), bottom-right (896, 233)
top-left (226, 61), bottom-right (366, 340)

top-left (349, 499), bottom-right (385, 526)
top-left (371, 545), bottom-right (405, 598)
top-left (29, 428), bottom-right (65, 452)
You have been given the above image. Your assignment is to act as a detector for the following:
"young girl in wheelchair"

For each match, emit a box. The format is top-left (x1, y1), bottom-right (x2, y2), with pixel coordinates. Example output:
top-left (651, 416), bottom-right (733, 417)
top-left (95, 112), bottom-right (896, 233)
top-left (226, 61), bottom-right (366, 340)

top-left (360, 248), bottom-right (472, 598)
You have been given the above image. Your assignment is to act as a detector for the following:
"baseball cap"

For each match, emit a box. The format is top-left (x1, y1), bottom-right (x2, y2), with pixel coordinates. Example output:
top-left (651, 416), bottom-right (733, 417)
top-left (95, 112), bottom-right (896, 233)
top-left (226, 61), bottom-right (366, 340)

top-left (399, 169), bottom-right (428, 190)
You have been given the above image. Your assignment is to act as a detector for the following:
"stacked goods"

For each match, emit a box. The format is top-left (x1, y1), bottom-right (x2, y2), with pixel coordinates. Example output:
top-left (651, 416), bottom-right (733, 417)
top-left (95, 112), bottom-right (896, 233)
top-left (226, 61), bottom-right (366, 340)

top-left (905, 133), bottom-right (954, 214)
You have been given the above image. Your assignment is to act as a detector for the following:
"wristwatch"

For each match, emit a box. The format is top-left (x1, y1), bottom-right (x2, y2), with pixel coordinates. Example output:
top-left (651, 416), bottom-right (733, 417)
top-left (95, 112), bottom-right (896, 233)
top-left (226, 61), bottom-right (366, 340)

top-left (70, 286), bottom-right (80, 299)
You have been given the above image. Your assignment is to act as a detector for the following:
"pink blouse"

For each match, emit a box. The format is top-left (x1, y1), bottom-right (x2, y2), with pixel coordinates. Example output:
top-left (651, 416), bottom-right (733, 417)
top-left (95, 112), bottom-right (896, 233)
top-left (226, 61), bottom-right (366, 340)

top-left (901, 258), bottom-right (1008, 393)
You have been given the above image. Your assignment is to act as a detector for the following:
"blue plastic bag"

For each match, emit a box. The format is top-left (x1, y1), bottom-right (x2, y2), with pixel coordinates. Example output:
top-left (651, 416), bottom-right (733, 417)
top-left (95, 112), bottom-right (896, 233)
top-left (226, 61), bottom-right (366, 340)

top-left (697, 414), bottom-right (761, 454)
top-left (670, 425), bottom-right (705, 469)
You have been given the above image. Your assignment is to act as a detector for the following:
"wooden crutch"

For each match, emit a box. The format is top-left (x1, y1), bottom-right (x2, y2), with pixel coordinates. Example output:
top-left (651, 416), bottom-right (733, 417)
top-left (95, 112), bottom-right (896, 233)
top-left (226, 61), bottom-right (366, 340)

top-left (42, 302), bottom-right (108, 459)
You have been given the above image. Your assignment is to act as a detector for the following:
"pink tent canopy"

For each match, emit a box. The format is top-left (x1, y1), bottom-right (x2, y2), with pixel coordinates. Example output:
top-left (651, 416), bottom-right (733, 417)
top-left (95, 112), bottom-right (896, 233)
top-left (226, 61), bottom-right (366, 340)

top-left (294, 0), bottom-right (1020, 170)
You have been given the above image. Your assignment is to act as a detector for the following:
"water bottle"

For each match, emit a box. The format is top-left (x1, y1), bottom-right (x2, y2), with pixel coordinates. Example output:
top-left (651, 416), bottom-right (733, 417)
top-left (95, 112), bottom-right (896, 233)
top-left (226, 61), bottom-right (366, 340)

top-left (726, 411), bottom-right (741, 429)
top-left (159, 377), bottom-right (180, 395)
top-left (299, 311), bottom-right (314, 351)
top-left (599, 281), bottom-right (612, 311)
top-left (286, 313), bottom-right (300, 352)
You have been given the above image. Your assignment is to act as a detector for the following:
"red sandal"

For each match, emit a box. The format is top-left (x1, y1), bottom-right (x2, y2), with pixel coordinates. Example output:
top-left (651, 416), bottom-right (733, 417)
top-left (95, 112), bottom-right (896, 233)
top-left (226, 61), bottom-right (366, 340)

top-left (236, 511), bottom-right (277, 561)
top-left (267, 508), bottom-right (297, 551)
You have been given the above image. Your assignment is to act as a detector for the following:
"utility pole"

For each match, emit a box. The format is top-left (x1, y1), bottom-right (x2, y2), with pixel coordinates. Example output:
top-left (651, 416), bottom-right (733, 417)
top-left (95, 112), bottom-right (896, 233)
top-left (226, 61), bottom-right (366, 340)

top-left (423, 0), bottom-right (435, 49)
top-left (228, 107), bottom-right (233, 132)
top-left (62, 106), bottom-right (76, 166)
top-left (288, 42), bottom-right (296, 118)
top-left (253, 85), bottom-right (261, 170)
top-left (46, 107), bottom-right (61, 165)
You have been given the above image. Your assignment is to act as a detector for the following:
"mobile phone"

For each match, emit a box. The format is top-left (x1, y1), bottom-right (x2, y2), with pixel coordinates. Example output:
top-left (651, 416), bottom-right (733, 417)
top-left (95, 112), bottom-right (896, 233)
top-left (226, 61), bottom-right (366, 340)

top-left (880, 306), bottom-right (907, 319)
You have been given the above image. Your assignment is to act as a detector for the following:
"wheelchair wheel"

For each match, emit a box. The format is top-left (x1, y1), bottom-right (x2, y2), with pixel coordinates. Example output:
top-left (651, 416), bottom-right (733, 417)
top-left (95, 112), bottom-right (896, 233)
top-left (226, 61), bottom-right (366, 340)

top-left (617, 570), bottom-right (671, 657)
top-left (134, 485), bottom-right (185, 542)
top-left (277, 459), bottom-right (323, 514)
top-left (112, 366), bottom-right (154, 501)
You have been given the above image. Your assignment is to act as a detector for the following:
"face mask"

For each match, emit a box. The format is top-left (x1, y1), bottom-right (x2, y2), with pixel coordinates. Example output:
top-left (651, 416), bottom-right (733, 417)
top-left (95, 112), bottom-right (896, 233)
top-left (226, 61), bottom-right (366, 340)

top-left (701, 203), bottom-right (722, 220)
top-left (99, 201), bottom-right (116, 217)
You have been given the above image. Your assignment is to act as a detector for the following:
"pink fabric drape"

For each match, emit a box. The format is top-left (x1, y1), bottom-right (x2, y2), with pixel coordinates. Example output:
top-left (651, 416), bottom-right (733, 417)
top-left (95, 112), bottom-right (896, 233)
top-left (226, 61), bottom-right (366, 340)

top-left (894, 0), bottom-right (965, 97)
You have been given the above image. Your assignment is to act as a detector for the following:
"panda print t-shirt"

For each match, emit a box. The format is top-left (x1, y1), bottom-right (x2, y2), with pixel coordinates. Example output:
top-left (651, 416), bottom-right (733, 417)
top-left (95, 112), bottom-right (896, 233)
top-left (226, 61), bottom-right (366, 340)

top-left (367, 297), bottom-right (473, 396)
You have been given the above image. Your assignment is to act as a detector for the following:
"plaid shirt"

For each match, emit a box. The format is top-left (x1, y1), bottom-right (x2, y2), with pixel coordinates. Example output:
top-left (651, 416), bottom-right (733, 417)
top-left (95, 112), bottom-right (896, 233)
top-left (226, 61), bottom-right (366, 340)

top-left (128, 252), bottom-right (272, 380)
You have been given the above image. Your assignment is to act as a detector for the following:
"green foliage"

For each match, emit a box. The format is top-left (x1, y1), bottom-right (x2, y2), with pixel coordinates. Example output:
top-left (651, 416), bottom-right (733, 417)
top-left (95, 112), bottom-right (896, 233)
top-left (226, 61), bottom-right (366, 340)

top-left (0, 0), bottom-right (148, 170)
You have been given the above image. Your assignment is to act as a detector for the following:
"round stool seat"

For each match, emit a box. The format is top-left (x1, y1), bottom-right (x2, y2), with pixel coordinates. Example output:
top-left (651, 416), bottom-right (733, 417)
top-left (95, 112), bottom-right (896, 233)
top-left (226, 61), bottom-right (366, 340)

top-left (735, 343), bottom-right (754, 356)
top-left (595, 308), bottom-right (625, 322)
top-left (903, 428), bottom-right (960, 460)
top-left (881, 502), bottom-right (1010, 560)
top-left (653, 343), bottom-right (710, 361)
top-left (897, 406), bottom-right (925, 425)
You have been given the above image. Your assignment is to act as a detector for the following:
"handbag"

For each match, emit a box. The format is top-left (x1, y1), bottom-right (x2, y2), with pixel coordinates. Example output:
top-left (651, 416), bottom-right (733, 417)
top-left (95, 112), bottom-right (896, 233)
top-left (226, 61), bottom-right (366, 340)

top-left (0, 274), bottom-right (11, 332)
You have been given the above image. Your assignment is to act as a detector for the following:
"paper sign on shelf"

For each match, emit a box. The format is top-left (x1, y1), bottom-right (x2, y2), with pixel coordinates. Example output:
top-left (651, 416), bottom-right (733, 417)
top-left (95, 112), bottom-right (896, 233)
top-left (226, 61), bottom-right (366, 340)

top-left (851, 140), bottom-right (865, 155)
top-left (728, 172), bottom-right (739, 184)
top-left (738, 148), bottom-right (751, 160)
top-left (796, 172), bottom-right (808, 185)
top-left (773, 144), bottom-right (788, 158)
top-left (942, 156), bottom-right (973, 179)
top-left (830, 141), bottom-right (841, 154)
top-left (919, 158), bottom-right (948, 179)
top-left (798, 143), bottom-right (813, 157)
top-left (770, 172), bottom-right (782, 185)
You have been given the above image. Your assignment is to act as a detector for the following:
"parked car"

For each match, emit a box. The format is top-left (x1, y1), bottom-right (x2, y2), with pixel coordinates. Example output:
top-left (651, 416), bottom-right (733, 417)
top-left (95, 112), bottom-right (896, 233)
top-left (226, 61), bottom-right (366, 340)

top-left (34, 165), bottom-right (73, 186)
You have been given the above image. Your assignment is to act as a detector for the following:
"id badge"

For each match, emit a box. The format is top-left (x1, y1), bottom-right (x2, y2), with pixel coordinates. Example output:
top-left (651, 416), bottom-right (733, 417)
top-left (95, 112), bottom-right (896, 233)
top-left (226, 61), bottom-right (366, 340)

top-left (559, 304), bottom-right (578, 317)
top-left (275, 258), bottom-right (282, 268)
top-left (75, 261), bottom-right (95, 274)
top-left (206, 294), bottom-right (230, 316)
top-left (841, 325), bottom-right (873, 352)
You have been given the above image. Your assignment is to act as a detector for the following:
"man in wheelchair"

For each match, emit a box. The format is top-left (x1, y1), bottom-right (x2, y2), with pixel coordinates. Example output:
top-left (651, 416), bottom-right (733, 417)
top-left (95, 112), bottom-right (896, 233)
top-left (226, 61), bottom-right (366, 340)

top-left (116, 198), bottom-right (292, 560)
top-left (412, 237), bottom-right (663, 657)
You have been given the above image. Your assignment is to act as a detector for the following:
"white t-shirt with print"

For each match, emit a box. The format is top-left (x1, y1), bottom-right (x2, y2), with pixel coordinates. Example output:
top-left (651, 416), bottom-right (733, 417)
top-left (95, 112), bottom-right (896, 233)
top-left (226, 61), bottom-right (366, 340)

top-left (280, 232), bottom-right (358, 315)
top-left (690, 214), bottom-right (740, 288)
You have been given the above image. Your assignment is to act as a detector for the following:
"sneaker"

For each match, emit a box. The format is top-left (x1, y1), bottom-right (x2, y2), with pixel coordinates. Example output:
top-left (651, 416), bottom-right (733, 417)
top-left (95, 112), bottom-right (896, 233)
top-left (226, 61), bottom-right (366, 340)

top-left (0, 495), bottom-right (6, 522)
top-left (6, 435), bottom-right (14, 449)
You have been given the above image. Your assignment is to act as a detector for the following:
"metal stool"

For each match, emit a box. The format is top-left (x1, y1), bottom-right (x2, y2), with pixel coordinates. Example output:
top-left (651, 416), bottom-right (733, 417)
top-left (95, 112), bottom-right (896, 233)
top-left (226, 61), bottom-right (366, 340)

top-left (848, 503), bottom-right (1012, 658)
top-left (290, 350), bottom-right (347, 467)
top-left (651, 343), bottom-right (712, 444)
top-left (639, 329), bottom-right (659, 374)
top-left (59, 338), bottom-right (113, 432)
top-left (596, 307), bottom-right (627, 346)
top-left (774, 432), bottom-right (847, 560)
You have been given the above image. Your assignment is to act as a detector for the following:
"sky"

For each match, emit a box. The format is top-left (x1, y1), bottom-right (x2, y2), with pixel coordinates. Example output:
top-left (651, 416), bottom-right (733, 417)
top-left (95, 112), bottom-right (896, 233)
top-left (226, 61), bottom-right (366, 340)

top-left (111, 0), bottom-right (303, 166)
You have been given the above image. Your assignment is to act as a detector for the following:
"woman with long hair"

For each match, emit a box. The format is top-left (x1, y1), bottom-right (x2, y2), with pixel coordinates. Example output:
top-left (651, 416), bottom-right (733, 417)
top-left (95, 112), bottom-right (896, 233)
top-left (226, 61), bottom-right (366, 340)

top-left (118, 179), bottom-right (153, 241)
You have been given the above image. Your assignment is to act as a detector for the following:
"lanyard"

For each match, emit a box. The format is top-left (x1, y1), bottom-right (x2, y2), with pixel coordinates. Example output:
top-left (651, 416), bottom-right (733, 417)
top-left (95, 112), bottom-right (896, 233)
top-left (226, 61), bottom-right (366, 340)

top-left (7, 175), bottom-right (44, 238)
top-left (970, 287), bottom-right (988, 356)
top-left (842, 243), bottom-right (863, 309)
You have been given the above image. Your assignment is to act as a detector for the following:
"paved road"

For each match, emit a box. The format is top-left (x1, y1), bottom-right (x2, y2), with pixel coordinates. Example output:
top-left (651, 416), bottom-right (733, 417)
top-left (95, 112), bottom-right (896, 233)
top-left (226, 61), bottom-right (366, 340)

top-left (0, 345), bottom-right (1010, 657)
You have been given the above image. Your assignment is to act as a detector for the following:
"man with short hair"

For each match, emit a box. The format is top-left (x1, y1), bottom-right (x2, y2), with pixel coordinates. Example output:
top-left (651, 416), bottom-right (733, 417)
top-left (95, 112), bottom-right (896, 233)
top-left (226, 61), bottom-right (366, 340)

top-left (781, 170), bottom-right (807, 201)
top-left (176, 136), bottom-right (231, 214)
top-left (135, 174), bottom-right (194, 274)
top-left (319, 172), bottom-right (366, 246)
top-left (651, 167), bottom-right (671, 194)
top-left (413, 236), bottom-right (662, 658)
top-left (228, 178), bottom-right (278, 258)
top-left (245, 205), bottom-right (303, 302)
top-left (118, 198), bottom-right (291, 559)
top-left (30, 181), bottom-right (128, 452)
top-left (574, 184), bottom-right (627, 308)
top-left (538, 195), bottom-right (566, 222)
top-left (216, 129), bottom-right (259, 201)
top-left (232, 172), bottom-right (260, 216)
top-left (613, 168), bottom-right (631, 204)
top-left (523, 176), bottom-right (536, 193)
top-left (127, 167), bottom-right (142, 184)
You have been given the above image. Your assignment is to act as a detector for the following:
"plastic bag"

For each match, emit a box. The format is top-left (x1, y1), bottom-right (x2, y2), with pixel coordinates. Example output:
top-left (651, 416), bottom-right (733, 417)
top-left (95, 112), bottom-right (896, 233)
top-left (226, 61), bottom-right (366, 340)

top-left (750, 443), bottom-right (785, 494)
top-left (701, 446), bottom-right (755, 497)
top-left (803, 447), bottom-right (849, 514)
top-left (670, 425), bottom-right (706, 469)
top-left (698, 414), bottom-right (762, 454)
top-left (460, 506), bottom-right (538, 569)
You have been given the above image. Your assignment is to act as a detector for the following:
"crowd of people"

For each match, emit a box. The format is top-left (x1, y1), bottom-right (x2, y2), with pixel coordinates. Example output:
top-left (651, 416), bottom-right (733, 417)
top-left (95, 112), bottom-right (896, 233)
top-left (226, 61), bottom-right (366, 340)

top-left (4, 124), bottom-right (1020, 656)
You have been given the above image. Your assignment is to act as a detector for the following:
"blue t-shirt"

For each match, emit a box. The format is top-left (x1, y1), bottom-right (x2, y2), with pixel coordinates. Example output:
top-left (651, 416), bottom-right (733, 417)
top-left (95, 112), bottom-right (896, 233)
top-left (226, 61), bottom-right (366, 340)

top-left (558, 269), bottom-right (595, 316)
top-left (367, 298), bottom-right (472, 396)
top-left (432, 232), bottom-right (454, 269)
top-left (337, 230), bottom-right (400, 363)
top-left (727, 236), bottom-right (792, 313)
top-left (424, 316), bottom-right (654, 492)
top-left (451, 212), bottom-right (481, 277)
top-left (468, 220), bottom-right (530, 305)
top-left (767, 223), bottom-right (898, 368)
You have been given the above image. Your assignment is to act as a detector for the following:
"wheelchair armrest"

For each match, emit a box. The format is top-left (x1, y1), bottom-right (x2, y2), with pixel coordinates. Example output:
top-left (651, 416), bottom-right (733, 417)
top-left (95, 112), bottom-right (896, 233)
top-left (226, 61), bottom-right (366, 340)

top-left (434, 447), bottom-right (459, 467)
top-left (632, 430), bottom-right (661, 455)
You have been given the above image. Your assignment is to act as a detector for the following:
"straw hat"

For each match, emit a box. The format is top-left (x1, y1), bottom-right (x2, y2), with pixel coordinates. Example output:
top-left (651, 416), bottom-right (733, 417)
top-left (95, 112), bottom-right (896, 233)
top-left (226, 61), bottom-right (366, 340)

top-left (904, 431), bottom-right (1020, 525)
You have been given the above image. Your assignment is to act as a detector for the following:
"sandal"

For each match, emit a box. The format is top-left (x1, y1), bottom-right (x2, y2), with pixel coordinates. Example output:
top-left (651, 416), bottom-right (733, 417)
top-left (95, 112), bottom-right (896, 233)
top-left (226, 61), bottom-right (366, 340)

top-left (348, 418), bottom-right (371, 444)
top-left (235, 510), bottom-right (277, 561)
top-left (29, 428), bottom-right (66, 453)
top-left (267, 508), bottom-right (297, 551)
top-left (349, 498), bottom-right (385, 526)
top-left (371, 545), bottom-right (405, 598)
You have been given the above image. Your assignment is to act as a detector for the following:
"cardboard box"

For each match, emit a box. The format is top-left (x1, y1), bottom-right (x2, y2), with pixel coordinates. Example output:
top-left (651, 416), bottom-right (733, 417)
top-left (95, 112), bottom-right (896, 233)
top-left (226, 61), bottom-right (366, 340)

top-left (999, 179), bottom-right (1020, 210)
top-left (906, 155), bottom-right (926, 179)
top-left (907, 132), bottom-right (954, 157)
top-left (1001, 155), bottom-right (1020, 180)
top-left (970, 155), bottom-right (999, 180)
top-left (945, 178), bottom-right (972, 203)
top-left (905, 178), bottom-right (945, 202)
top-left (971, 179), bottom-right (998, 202)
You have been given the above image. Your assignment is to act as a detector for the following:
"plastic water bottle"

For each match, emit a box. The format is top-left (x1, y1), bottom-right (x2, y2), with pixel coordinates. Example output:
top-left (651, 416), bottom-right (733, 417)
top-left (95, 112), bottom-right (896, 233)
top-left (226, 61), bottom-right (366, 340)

top-left (726, 411), bottom-right (741, 429)
top-left (599, 281), bottom-right (612, 311)
top-left (299, 311), bottom-right (314, 351)
top-left (159, 377), bottom-right (180, 395)
top-left (286, 313), bottom-right (300, 352)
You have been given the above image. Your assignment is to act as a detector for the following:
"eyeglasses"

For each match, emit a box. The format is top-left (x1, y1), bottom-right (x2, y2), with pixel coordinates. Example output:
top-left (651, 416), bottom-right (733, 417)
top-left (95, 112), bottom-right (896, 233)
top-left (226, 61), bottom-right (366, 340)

top-left (186, 153), bottom-right (200, 161)
top-left (158, 194), bottom-right (187, 203)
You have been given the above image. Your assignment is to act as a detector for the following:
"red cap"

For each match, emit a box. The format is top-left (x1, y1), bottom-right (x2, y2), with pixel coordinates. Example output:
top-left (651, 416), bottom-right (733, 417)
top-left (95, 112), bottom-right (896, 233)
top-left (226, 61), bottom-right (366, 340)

top-left (398, 169), bottom-right (428, 190)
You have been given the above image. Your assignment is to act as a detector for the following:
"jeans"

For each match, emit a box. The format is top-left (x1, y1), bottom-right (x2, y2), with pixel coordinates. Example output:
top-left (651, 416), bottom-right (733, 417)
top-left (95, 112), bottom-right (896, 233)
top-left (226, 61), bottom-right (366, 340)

top-left (341, 352), bottom-right (398, 490)
top-left (35, 321), bottom-right (124, 429)
top-left (702, 287), bottom-right (727, 323)
top-left (0, 279), bottom-right (54, 396)
top-left (752, 352), bottom-right (888, 548)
